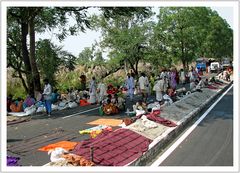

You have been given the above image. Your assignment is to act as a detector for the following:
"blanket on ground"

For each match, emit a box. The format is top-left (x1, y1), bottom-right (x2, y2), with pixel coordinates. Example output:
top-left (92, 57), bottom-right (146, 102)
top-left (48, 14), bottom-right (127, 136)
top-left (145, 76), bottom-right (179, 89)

top-left (136, 110), bottom-right (177, 127)
top-left (72, 128), bottom-right (152, 166)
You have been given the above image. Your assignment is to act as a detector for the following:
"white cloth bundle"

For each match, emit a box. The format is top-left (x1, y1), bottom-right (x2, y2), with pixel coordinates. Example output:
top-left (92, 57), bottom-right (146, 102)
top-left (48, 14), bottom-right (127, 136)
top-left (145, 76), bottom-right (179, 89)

top-left (24, 105), bottom-right (36, 115)
top-left (48, 147), bottom-right (68, 162)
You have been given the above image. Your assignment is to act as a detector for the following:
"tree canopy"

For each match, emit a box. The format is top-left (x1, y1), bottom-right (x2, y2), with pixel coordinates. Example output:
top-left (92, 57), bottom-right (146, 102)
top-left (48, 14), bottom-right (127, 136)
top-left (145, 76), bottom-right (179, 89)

top-left (7, 7), bottom-right (233, 97)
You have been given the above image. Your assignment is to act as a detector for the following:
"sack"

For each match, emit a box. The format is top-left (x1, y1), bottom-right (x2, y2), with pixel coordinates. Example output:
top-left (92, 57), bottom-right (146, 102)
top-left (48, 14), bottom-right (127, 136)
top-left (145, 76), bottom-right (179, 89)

top-left (52, 104), bottom-right (58, 111)
top-left (68, 102), bottom-right (78, 108)
top-left (36, 106), bottom-right (46, 113)
top-left (24, 105), bottom-right (36, 115)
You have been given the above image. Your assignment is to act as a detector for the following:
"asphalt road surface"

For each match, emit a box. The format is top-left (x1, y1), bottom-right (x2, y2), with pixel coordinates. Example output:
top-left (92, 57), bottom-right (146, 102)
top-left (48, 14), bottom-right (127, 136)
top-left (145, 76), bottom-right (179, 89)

top-left (6, 73), bottom-right (217, 166)
top-left (153, 87), bottom-right (233, 166)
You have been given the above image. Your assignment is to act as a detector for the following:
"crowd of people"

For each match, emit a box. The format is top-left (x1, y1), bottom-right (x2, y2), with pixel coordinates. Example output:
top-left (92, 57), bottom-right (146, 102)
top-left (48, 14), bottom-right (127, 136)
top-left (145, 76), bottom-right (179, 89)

top-left (7, 66), bottom-right (232, 117)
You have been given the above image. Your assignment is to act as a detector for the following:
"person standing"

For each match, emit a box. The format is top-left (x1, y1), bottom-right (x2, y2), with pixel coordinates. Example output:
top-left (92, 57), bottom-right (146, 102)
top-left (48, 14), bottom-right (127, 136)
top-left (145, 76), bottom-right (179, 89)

top-left (79, 73), bottom-right (87, 91)
top-left (153, 76), bottom-right (164, 103)
top-left (125, 73), bottom-right (135, 101)
top-left (179, 69), bottom-right (186, 84)
top-left (89, 76), bottom-right (97, 104)
top-left (139, 72), bottom-right (148, 102)
top-left (43, 79), bottom-right (52, 116)
top-left (170, 69), bottom-right (177, 90)
top-left (97, 79), bottom-right (107, 104)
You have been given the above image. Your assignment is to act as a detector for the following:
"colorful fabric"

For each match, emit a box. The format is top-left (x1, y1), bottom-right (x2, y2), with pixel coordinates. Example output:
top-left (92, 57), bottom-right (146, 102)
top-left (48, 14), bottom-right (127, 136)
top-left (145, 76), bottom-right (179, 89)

top-left (62, 153), bottom-right (95, 166)
top-left (72, 128), bottom-right (152, 166)
top-left (79, 125), bottom-right (110, 134)
top-left (7, 156), bottom-right (20, 166)
top-left (103, 103), bottom-right (119, 115)
top-left (79, 99), bottom-right (91, 106)
top-left (10, 101), bottom-right (23, 112)
top-left (38, 141), bottom-right (78, 152)
top-left (87, 118), bottom-right (123, 127)
top-left (136, 110), bottom-right (177, 127)
top-left (23, 96), bottom-right (35, 109)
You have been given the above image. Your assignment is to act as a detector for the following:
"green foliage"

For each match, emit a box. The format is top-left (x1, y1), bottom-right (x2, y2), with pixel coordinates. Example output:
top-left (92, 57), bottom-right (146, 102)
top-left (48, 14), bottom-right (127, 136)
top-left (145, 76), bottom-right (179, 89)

top-left (77, 47), bottom-right (93, 65)
top-left (36, 39), bottom-right (61, 85)
top-left (7, 79), bottom-right (27, 99)
top-left (95, 7), bottom-right (154, 75)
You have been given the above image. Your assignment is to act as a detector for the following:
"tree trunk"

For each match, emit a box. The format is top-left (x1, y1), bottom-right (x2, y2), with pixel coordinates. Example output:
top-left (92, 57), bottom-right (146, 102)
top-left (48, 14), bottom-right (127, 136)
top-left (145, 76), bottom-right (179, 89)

top-left (29, 17), bottom-right (41, 92)
top-left (21, 22), bottom-right (34, 95)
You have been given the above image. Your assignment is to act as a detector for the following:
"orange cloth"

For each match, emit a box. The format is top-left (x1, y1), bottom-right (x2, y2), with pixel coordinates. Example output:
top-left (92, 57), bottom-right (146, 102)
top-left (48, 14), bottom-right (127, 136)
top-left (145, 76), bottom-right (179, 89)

top-left (87, 118), bottom-right (122, 126)
top-left (10, 101), bottom-right (23, 112)
top-left (38, 141), bottom-right (78, 152)
top-left (80, 99), bottom-right (91, 106)
top-left (62, 153), bottom-right (95, 166)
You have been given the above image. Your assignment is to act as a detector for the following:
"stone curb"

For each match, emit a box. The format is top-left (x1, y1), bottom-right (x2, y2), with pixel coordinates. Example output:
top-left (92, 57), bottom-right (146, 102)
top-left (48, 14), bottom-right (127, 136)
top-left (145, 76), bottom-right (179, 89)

top-left (128, 80), bottom-right (233, 166)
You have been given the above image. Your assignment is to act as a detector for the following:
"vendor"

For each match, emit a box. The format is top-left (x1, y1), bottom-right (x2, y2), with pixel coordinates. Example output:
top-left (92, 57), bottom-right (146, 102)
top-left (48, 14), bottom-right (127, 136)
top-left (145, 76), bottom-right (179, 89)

top-left (102, 99), bottom-right (119, 115)
top-left (10, 97), bottom-right (24, 112)
top-left (23, 94), bottom-right (36, 110)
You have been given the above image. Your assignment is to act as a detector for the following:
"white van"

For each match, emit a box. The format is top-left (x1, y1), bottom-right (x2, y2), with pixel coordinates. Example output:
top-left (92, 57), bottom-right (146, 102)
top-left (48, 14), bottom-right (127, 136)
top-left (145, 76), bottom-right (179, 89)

top-left (210, 62), bottom-right (220, 73)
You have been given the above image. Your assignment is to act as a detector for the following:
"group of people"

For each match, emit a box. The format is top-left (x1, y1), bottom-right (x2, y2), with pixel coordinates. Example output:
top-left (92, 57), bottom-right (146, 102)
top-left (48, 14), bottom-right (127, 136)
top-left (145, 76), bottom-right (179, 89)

top-left (7, 65), bottom-right (232, 117)
top-left (7, 79), bottom-right (54, 116)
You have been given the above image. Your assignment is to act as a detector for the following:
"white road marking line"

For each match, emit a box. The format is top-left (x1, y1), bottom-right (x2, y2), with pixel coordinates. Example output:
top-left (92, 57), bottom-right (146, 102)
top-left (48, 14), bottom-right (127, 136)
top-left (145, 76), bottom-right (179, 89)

top-left (151, 84), bottom-right (233, 167)
top-left (62, 106), bottom-right (100, 119)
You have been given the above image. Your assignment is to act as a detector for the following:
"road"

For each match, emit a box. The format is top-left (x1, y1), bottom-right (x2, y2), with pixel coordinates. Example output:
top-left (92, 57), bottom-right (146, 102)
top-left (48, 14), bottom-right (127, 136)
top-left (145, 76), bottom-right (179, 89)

top-left (6, 73), bottom-right (218, 166)
top-left (151, 87), bottom-right (233, 166)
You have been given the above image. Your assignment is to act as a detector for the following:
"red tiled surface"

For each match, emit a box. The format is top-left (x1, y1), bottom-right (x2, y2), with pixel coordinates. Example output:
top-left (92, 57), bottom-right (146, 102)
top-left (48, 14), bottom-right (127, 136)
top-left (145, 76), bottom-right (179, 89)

top-left (72, 128), bottom-right (152, 166)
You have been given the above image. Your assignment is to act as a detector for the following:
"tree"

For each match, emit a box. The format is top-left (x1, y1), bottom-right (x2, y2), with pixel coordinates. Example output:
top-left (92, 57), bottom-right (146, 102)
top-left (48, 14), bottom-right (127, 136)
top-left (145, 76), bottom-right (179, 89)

top-left (7, 7), bottom-right (92, 95)
top-left (95, 7), bottom-right (153, 76)
top-left (77, 47), bottom-right (93, 65)
top-left (152, 7), bottom-right (233, 69)
top-left (203, 13), bottom-right (233, 60)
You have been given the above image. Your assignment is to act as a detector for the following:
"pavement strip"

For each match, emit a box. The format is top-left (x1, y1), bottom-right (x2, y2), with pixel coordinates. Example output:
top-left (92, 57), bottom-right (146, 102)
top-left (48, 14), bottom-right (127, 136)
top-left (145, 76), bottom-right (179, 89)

top-left (62, 106), bottom-right (100, 119)
top-left (150, 84), bottom-right (233, 167)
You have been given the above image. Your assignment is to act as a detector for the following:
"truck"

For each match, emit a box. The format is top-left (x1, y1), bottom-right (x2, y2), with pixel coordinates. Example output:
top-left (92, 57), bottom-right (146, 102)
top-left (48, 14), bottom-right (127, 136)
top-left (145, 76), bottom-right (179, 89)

top-left (196, 58), bottom-right (207, 71)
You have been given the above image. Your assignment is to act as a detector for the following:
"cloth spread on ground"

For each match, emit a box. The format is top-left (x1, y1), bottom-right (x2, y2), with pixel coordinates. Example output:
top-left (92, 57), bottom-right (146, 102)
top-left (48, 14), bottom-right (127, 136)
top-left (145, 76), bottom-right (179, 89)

top-left (79, 125), bottom-right (109, 134)
top-left (72, 128), bottom-right (152, 166)
top-left (62, 153), bottom-right (95, 166)
top-left (136, 110), bottom-right (177, 127)
top-left (38, 141), bottom-right (78, 152)
top-left (126, 119), bottom-right (169, 140)
top-left (79, 125), bottom-right (112, 138)
top-left (7, 156), bottom-right (20, 166)
top-left (87, 118), bottom-right (122, 127)
top-left (7, 112), bottom-right (29, 117)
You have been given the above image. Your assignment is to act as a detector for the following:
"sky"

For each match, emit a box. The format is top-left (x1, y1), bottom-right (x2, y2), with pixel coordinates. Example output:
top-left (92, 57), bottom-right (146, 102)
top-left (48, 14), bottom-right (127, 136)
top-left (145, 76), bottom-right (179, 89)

top-left (36, 7), bottom-right (234, 58)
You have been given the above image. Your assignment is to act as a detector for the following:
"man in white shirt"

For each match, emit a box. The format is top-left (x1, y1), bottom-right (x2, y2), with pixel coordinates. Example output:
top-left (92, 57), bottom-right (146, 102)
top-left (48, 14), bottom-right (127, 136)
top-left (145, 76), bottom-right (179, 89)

top-left (125, 73), bottom-right (135, 101)
top-left (139, 72), bottom-right (148, 102)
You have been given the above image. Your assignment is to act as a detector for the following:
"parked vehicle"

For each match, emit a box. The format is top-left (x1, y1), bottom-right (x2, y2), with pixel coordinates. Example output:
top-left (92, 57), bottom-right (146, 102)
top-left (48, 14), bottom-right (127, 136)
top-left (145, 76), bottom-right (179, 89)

top-left (221, 58), bottom-right (232, 70)
top-left (196, 58), bottom-right (207, 71)
top-left (210, 62), bottom-right (220, 73)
